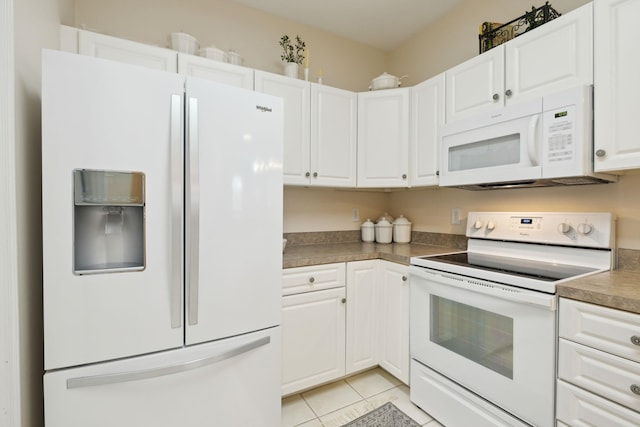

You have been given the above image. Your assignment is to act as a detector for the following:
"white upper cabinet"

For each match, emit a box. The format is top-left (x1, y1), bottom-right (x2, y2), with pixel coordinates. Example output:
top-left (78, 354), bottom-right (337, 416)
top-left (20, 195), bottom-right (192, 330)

top-left (60, 25), bottom-right (78, 53)
top-left (445, 46), bottom-right (505, 122)
top-left (410, 73), bottom-right (445, 187)
top-left (254, 71), bottom-right (311, 186)
top-left (593, 0), bottom-right (640, 172)
top-left (77, 29), bottom-right (177, 72)
top-left (310, 84), bottom-right (358, 187)
top-left (357, 88), bottom-right (410, 188)
top-left (177, 53), bottom-right (253, 89)
top-left (446, 3), bottom-right (593, 122)
top-left (254, 73), bottom-right (357, 187)
top-left (504, 3), bottom-right (593, 103)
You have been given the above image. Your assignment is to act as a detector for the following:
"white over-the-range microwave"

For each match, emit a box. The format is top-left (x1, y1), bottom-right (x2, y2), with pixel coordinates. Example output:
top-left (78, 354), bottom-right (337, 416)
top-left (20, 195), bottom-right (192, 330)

top-left (439, 85), bottom-right (617, 190)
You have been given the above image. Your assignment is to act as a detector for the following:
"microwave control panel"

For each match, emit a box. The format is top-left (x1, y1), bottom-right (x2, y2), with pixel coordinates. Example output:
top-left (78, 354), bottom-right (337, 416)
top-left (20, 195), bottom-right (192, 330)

top-left (545, 105), bottom-right (576, 164)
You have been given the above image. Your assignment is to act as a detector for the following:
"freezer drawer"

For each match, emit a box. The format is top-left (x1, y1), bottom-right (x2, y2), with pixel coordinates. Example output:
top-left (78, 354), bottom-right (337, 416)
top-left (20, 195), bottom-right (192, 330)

top-left (44, 328), bottom-right (281, 427)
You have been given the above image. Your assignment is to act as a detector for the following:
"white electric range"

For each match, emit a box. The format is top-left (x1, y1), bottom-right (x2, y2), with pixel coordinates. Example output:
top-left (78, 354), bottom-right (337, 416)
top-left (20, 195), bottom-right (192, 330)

top-left (409, 212), bottom-right (615, 427)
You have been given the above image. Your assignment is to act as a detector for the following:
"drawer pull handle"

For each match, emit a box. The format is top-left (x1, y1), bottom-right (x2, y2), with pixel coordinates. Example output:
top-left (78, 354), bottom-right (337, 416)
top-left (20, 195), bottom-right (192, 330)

top-left (309, 277), bottom-right (315, 283)
top-left (402, 276), bottom-right (408, 282)
top-left (631, 384), bottom-right (640, 395)
top-left (631, 335), bottom-right (640, 346)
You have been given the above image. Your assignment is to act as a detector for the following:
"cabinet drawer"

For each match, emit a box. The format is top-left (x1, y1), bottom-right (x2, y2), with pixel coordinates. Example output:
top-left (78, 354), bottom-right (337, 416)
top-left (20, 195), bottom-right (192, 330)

top-left (282, 263), bottom-right (346, 295)
top-left (558, 339), bottom-right (640, 411)
top-left (557, 380), bottom-right (640, 426)
top-left (559, 298), bottom-right (640, 363)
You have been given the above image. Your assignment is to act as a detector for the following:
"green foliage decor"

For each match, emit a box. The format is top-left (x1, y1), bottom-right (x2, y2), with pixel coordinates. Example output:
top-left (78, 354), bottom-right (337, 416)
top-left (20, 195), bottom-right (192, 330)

top-left (279, 35), bottom-right (306, 64)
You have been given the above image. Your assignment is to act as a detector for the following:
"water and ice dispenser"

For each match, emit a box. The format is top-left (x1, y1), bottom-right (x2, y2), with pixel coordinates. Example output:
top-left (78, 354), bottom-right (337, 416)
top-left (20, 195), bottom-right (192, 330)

top-left (73, 169), bottom-right (145, 274)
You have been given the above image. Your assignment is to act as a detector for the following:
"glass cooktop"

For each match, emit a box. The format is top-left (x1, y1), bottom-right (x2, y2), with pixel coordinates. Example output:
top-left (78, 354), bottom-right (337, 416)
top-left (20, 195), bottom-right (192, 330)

top-left (419, 252), bottom-right (599, 282)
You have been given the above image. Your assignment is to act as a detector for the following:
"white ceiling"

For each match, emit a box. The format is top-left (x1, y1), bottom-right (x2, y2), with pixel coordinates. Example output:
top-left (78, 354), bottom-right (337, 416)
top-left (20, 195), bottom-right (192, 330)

top-left (228, 0), bottom-right (463, 51)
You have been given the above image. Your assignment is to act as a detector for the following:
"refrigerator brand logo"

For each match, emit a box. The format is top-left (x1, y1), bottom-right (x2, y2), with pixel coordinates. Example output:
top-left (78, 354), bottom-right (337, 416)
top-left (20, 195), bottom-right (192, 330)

top-left (256, 105), bottom-right (272, 113)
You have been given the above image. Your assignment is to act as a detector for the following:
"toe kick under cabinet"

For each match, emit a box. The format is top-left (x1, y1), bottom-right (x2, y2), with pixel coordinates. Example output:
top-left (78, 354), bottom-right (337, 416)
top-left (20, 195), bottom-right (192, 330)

top-left (557, 298), bottom-right (640, 426)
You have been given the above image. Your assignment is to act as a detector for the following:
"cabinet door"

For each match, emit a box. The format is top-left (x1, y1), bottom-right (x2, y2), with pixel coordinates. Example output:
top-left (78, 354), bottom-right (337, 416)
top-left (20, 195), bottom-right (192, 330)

top-left (310, 84), bottom-right (357, 187)
top-left (255, 71), bottom-right (311, 185)
top-left (505, 3), bottom-right (593, 105)
top-left (378, 261), bottom-right (410, 384)
top-left (78, 30), bottom-right (177, 72)
top-left (410, 73), bottom-right (445, 187)
top-left (357, 88), bottom-right (410, 188)
top-left (345, 261), bottom-right (379, 375)
top-left (177, 53), bottom-right (253, 89)
top-left (594, 0), bottom-right (640, 172)
top-left (281, 288), bottom-right (346, 395)
top-left (445, 46), bottom-right (504, 122)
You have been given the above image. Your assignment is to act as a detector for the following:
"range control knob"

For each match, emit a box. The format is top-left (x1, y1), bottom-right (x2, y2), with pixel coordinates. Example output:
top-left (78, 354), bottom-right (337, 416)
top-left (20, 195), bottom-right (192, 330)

top-left (558, 223), bottom-right (572, 234)
top-left (486, 221), bottom-right (496, 231)
top-left (473, 220), bottom-right (483, 230)
top-left (577, 223), bottom-right (593, 235)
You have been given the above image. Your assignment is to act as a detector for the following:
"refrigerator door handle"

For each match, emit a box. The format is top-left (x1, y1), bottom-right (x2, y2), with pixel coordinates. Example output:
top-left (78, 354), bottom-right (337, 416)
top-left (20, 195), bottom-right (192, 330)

top-left (187, 96), bottom-right (200, 326)
top-left (66, 336), bottom-right (271, 389)
top-left (170, 94), bottom-right (183, 329)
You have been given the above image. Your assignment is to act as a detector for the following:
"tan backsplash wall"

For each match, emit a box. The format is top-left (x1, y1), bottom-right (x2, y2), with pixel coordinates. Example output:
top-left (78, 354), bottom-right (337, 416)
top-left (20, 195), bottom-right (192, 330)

top-left (284, 173), bottom-right (640, 250)
top-left (72, 0), bottom-right (388, 92)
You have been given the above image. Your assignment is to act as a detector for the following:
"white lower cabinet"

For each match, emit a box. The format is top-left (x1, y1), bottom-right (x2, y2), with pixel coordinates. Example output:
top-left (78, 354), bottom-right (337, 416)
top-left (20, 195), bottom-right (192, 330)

top-left (557, 298), bottom-right (640, 426)
top-left (282, 260), bottom-right (411, 395)
top-left (378, 261), bottom-right (410, 384)
top-left (281, 286), bottom-right (346, 396)
top-left (346, 260), bottom-right (379, 375)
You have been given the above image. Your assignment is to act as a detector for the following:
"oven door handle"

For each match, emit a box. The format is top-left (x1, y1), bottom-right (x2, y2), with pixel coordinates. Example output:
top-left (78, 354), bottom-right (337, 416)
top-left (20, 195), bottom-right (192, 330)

top-left (409, 267), bottom-right (557, 310)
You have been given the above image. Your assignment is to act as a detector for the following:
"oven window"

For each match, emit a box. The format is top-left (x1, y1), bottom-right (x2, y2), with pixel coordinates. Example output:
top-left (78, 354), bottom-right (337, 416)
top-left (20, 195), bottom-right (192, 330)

top-left (430, 295), bottom-right (513, 379)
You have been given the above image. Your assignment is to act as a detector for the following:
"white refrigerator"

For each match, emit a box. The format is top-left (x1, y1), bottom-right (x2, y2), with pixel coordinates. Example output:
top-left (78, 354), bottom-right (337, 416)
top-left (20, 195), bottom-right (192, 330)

top-left (41, 49), bottom-right (283, 426)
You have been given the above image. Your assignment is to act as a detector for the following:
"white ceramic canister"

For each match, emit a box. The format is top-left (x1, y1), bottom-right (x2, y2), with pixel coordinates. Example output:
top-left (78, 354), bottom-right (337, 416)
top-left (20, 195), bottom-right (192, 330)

top-left (170, 32), bottom-right (199, 54)
top-left (361, 219), bottom-right (375, 242)
top-left (393, 214), bottom-right (412, 243)
top-left (375, 218), bottom-right (393, 244)
top-left (376, 212), bottom-right (394, 224)
top-left (198, 46), bottom-right (226, 62)
top-left (225, 50), bottom-right (243, 65)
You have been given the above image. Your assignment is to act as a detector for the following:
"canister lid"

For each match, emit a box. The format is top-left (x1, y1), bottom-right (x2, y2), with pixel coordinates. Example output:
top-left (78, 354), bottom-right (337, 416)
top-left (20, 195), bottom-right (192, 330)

top-left (361, 218), bottom-right (375, 228)
top-left (393, 214), bottom-right (411, 225)
top-left (376, 218), bottom-right (392, 228)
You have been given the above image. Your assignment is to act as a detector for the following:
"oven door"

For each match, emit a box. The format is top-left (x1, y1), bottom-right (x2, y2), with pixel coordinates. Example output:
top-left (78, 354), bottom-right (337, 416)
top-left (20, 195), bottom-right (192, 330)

top-left (409, 266), bottom-right (556, 427)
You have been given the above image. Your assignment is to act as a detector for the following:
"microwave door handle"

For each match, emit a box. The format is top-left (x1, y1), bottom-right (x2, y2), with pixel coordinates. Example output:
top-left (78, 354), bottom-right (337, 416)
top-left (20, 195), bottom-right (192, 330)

top-left (527, 115), bottom-right (540, 166)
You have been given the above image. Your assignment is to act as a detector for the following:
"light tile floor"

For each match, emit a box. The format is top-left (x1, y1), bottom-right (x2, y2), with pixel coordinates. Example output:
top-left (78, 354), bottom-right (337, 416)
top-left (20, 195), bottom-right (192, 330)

top-left (281, 368), bottom-right (444, 427)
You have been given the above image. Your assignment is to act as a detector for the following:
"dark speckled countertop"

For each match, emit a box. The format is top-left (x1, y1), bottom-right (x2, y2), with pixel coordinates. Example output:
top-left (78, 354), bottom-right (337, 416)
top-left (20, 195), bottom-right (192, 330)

top-left (558, 270), bottom-right (640, 315)
top-left (283, 239), bottom-right (640, 315)
top-left (283, 242), bottom-right (460, 269)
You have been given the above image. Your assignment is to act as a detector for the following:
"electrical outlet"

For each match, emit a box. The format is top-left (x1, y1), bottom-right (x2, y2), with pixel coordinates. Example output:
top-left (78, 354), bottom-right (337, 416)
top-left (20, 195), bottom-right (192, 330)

top-left (352, 208), bottom-right (360, 222)
top-left (451, 208), bottom-right (461, 225)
